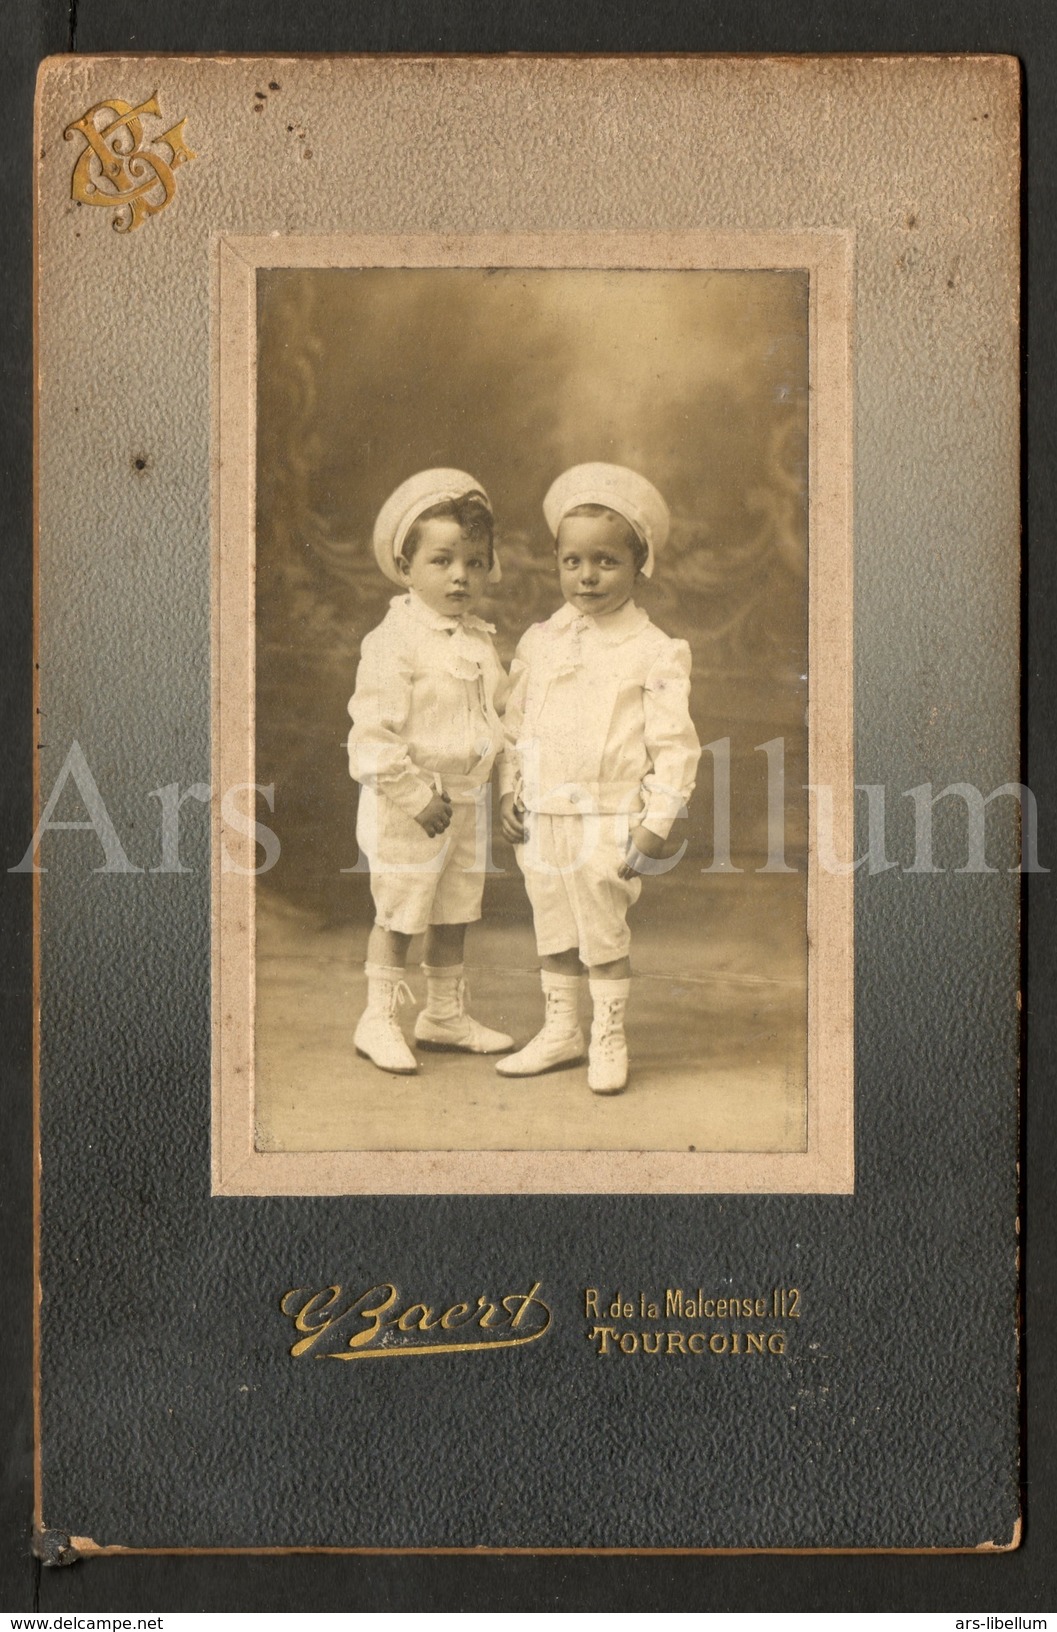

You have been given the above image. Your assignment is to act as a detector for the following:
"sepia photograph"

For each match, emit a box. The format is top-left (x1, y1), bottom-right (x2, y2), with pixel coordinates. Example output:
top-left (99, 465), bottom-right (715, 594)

top-left (213, 232), bottom-right (853, 1194)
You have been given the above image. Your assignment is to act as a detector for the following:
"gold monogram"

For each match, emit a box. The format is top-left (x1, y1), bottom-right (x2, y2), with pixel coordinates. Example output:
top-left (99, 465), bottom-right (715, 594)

top-left (64, 94), bottom-right (195, 232)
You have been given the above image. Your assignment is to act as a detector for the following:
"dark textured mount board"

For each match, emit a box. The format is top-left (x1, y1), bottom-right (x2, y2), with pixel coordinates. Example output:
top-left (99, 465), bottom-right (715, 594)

top-left (5, 0), bottom-right (1056, 1616)
top-left (35, 48), bottom-right (1015, 1542)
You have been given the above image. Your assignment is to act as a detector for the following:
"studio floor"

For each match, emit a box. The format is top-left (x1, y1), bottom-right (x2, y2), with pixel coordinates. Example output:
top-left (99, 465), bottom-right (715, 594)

top-left (253, 871), bottom-right (807, 1155)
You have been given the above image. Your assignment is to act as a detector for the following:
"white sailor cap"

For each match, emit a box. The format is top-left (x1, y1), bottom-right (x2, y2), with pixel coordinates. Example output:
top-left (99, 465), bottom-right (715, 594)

top-left (372, 468), bottom-right (499, 586)
top-left (542, 462), bottom-right (670, 579)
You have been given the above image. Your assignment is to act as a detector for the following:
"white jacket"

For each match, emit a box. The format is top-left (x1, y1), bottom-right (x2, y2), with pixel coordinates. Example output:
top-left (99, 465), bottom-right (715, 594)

top-left (346, 592), bottom-right (507, 816)
top-left (499, 600), bottom-right (700, 839)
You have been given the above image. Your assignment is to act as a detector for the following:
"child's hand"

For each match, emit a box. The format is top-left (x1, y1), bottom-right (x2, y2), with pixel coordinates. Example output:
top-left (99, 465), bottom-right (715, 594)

top-left (500, 792), bottom-right (526, 844)
top-left (415, 789), bottom-right (453, 837)
top-left (618, 824), bottom-right (673, 879)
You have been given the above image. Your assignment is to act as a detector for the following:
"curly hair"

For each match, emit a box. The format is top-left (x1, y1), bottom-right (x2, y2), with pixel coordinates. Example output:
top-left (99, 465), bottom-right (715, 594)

top-left (401, 492), bottom-right (495, 566)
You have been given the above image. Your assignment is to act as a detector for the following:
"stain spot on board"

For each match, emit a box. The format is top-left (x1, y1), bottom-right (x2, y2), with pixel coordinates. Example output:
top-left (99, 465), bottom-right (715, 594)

top-left (132, 454), bottom-right (150, 474)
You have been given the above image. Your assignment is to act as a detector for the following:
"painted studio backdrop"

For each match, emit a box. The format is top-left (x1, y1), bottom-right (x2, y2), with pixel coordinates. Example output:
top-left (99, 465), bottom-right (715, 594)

top-left (254, 267), bottom-right (808, 1156)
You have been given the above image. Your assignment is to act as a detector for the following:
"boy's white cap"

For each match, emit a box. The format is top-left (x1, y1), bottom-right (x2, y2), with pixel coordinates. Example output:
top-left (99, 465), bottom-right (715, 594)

top-left (543, 462), bottom-right (670, 579)
top-left (373, 468), bottom-right (500, 586)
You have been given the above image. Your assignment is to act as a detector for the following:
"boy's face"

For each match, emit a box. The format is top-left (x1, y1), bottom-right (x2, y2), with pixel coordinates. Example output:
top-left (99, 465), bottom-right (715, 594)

top-left (398, 517), bottom-right (491, 618)
top-left (556, 511), bottom-right (640, 619)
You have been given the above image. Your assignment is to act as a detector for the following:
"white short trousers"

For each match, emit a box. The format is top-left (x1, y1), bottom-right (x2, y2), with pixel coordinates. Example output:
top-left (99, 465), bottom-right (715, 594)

top-left (516, 811), bottom-right (642, 967)
top-left (357, 787), bottom-right (489, 936)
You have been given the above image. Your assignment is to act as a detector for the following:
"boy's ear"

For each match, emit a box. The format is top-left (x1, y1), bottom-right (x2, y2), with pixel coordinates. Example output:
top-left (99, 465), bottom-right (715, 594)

top-left (395, 554), bottom-right (412, 580)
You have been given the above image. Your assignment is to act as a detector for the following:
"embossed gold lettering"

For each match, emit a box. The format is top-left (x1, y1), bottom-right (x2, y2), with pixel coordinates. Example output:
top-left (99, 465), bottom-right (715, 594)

top-left (589, 1325), bottom-right (618, 1355)
top-left (503, 1282), bottom-right (548, 1328)
top-left (281, 1279), bottom-right (551, 1359)
top-left (397, 1303), bottom-right (440, 1332)
top-left (582, 1319), bottom-right (790, 1359)
top-left (342, 1284), bottom-right (400, 1350)
top-left (281, 1285), bottom-right (348, 1357)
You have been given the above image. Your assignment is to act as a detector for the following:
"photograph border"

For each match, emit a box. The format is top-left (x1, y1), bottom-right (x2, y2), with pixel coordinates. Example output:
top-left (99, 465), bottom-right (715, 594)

top-left (212, 228), bottom-right (855, 1197)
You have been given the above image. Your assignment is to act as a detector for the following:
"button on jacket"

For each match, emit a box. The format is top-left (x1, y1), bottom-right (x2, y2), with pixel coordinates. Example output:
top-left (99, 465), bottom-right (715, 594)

top-left (347, 592), bottom-right (508, 817)
top-left (499, 600), bottom-right (701, 839)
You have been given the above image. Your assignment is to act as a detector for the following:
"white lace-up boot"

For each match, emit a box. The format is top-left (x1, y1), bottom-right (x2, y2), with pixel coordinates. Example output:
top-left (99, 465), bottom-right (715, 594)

top-left (354, 964), bottom-right (418, 1074)
top-left (496, 971), bottom-right (586, 1077)
top-left (587, 977), bottom-right (630, 1094)
top-left (414, 964), bottom-right (514, 1054)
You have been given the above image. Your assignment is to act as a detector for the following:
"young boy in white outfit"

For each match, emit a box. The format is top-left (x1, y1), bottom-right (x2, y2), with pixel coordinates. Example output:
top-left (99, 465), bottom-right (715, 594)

top-left (346, 468), bottom-right (513, 1074)
top-left (497, 463), bottom-right (701, 1094)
